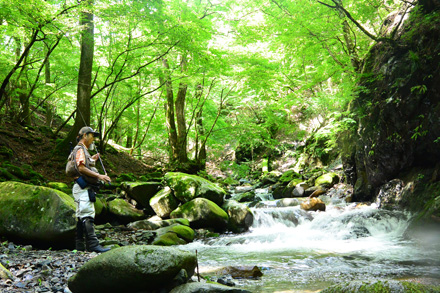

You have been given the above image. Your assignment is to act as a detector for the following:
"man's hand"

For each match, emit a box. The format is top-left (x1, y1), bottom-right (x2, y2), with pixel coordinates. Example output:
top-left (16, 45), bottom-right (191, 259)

top-left (91, 153), bottom-right (100, 161)
top-left (98, 174), bottom-right (111, 184)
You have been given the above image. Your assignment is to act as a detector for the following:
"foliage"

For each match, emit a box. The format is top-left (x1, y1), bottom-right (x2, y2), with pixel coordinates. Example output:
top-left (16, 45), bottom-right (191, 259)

top-left (0, 0), bottom-right (408, 172)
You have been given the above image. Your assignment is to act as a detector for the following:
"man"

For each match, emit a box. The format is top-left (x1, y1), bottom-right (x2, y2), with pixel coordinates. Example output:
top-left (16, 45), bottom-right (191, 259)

top-left (72, 126), bottom-right (111, 253)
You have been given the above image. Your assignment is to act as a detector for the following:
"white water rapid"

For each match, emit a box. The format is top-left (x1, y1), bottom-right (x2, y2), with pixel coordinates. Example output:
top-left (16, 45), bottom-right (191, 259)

top-left (182, 196), bottom-right (440, 292)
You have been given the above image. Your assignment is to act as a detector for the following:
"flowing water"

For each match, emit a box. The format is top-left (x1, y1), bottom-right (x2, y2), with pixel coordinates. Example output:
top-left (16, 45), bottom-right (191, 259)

top-left (182, 195), bottom-right (440, 292)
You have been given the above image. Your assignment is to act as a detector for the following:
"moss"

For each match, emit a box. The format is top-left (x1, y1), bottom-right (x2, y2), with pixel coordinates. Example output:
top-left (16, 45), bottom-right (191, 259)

top-left (279, 170), bottom-right (302, 183)
top-left (1, 163), bottom-right (25, 179)
top-left (116, 173), bottom-right (137, 182)
top-left (152, 232), bottom-right (186, 246)
top-left (0, 146), bottom-right (13, 159)
top-left (167, 224), bottom-right (195, 242)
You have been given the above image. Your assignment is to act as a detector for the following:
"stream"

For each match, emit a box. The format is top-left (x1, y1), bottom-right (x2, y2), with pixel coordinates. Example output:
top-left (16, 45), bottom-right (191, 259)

top-left (182, 194), bottom-right (440, 292)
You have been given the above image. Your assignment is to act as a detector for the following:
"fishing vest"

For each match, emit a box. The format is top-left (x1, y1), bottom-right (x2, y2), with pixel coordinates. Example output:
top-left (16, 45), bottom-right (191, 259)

top-left (66, 144), bottom-right (100, 185)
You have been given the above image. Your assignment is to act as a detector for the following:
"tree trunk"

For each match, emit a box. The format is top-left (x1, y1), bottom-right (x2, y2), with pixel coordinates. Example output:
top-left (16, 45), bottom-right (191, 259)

top-left (161, 59), bottom-right (178, 161)
top-left (58, 0), bottom-right (94, 153)
top-left (175, 82), bottom-right (188, 163)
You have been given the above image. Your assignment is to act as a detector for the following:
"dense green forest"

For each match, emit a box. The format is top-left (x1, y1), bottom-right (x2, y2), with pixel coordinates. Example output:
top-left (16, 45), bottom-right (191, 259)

top-left (0, 0), bottom-right (408, 174)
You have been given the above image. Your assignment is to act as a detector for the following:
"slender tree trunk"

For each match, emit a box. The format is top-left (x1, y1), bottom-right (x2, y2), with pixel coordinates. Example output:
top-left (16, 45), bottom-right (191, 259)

top-left (58, 0), bottom-right (94, 152)
top-left (175, 82), bottom-right (188, 163)
top-left (161, 59), bottom-right (178, 161)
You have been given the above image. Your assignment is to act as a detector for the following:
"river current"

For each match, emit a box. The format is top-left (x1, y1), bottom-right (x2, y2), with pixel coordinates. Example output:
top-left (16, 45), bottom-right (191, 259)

top-left (182, 195), bottom-right (440, 292)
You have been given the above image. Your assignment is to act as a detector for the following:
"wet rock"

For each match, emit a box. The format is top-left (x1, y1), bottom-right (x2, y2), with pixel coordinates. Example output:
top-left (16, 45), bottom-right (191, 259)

top-left (320, 279), bottom-right (440, 293)
top-left (300, 198), bottom-right (326, 212)
top-left (170, 281), bottom-right (252, 292)
top-left (374, 179), bottom-right (405, 209)
top-left (222, 200), bottom-right (254, 233)
top-left (68, 245), bottom-right (197, 293)
top-left (210, 266), bottom-right (263, 280)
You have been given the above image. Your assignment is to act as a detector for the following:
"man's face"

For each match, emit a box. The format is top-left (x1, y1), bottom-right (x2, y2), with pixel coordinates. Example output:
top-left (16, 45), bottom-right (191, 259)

top-left (85, 133), bottom-right (95, 145)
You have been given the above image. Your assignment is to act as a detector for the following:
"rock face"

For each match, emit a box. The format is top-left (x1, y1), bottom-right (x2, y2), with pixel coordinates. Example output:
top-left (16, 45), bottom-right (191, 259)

top-left (0, 181), bottom-right (76, 247)
top-left (68, 245), bottom-right (197, 293)
top-left (343, 5), bottom-right (440, 202)
top-left (164, 172), bottom-right (226, 205)
top-left (170, 198), bottom-right (229, 231)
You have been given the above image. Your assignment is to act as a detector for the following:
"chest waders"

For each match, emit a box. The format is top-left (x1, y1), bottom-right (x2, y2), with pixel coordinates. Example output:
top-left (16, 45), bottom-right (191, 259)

top-left (73, 145), bottom-right (110, 253)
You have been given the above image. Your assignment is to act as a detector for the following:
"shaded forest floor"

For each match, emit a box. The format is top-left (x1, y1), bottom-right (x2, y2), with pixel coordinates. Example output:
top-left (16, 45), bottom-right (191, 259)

top-left (0, 117), bottom-right (153, 185)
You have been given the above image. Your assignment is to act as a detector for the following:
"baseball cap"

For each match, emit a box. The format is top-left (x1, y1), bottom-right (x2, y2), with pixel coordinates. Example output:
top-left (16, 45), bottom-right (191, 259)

top-left (78, 126), bottom-right (100, 137)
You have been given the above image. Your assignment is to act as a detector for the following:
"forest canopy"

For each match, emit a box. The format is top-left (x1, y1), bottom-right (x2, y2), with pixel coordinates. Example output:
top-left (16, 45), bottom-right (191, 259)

top-left (0, 0), bottom-right (408, 172)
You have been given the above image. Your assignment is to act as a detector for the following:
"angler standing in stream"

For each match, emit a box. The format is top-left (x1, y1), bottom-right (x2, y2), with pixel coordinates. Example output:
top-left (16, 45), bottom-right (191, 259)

top-left (66, 126), bottom-right (112, 253)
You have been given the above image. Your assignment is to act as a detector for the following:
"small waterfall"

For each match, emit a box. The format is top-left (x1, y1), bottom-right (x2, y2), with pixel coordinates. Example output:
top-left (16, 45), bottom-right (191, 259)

top-left (183, 198), bottom-right (440, 292)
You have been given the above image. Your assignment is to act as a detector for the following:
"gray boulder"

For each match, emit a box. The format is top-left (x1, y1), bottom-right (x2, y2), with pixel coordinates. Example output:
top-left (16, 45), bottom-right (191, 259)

top-left (0, 181), bottom-right (75, 247)
top-left (170, 198), bottom-right (229, 232)
top-left (222, 200), bottom-right (254, 233)
top-left (164, 172), bottom-right (226, 205)
top-left (150, 187), bottom-right (179, 218)
top-left (68, 245), bottom-right (197, 293)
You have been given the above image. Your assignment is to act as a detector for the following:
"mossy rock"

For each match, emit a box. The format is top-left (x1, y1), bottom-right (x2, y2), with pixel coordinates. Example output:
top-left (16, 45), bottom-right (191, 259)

top-left (0, 181), bottom-right (76, 247)
top-left (170, 198), bottom-right (229, 232)
top-left (279, 170), bottom-right (302, 183)
top-left (152, 232), bottom-right (187, 246)
top-left (47, 182), bottom-right (71, 196)
top-left (314, 172), bottom-right (339, 188)
top-left (164, 172), bottom-right (226, 205)
top-left (152, 224), bottom-right (195, 245)
top-left (221, 177), bottom-right (240, 186)
top-left (321, 280), bottom-right (440, 293)
top-left (108, 198), bottom-right (145, 224)
top-left (68, 245), bottom-right (197, 293)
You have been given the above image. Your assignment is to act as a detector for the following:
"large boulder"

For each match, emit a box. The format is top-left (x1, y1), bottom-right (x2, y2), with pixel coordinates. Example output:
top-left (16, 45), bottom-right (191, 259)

top-left (0, 181), bottom-right (76, 247)
top-left (164, 172), bottom-right (226, 205)
top-left (121, 181), bottom-right (161, 209)
top-left (150, 187), bottom-right (179, 218)
top-left (108, 198), bottom-right (145, 224)
top-left (222, 200), bottom-right (254, 233)
top-left (170, 198), bottom-right (229, 232)
top-left (68, 245), bottom-right (197, 293)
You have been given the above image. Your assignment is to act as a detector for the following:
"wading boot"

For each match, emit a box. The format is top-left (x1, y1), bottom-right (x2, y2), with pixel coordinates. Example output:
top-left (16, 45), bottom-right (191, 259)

top-left (83, 217), bottom-right (110, 253)
top-left (75, 218), bottom-right (86, 251)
